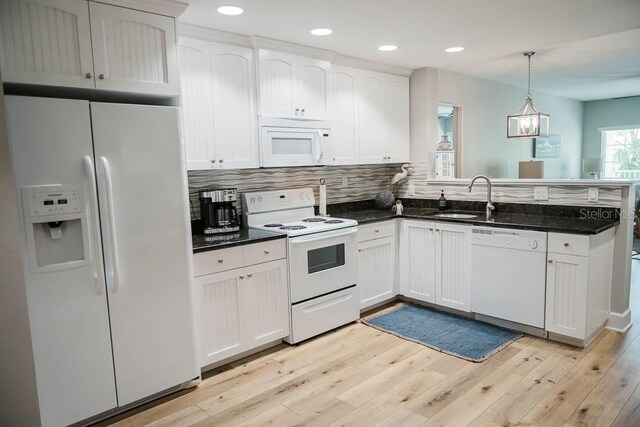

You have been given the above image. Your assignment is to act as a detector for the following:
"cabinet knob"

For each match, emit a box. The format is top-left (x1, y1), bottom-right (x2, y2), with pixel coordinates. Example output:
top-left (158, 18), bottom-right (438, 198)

top-left (211, 159), bottom-right (216, 164)
top-left (218, 259), bottom-right (224, 264)
top-left (548, 259), bottom-right (553, 263)
top-left (98, 73), bottom-right (105, 80)
top-left (239, 275), bottom-right (245, 279)
top-left (375, 229), bottom-right (380, 233)
top-left (264, 250), bottom-right (270, 254)
top-left (219, 159), bottom-right (224, 163)
top-left (247, 274), bottom-right (253, 278)
top-left (85, 72), bottom-right (93, 79)
top-left (295, 108), bottom-right (300, 115)
top-left (301, 108), bottom-right (305, 116)
top-left (564, 242), bottom-right (570, 247)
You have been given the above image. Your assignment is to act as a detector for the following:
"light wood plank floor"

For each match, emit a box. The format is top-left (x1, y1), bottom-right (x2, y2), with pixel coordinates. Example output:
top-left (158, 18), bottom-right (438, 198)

top-left (99, 260), bottom-right (640, 427)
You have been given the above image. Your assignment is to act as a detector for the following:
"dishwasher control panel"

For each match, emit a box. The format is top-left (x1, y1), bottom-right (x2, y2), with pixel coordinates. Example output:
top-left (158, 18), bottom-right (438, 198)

top-left (471, 226), bottom-right (547, 252)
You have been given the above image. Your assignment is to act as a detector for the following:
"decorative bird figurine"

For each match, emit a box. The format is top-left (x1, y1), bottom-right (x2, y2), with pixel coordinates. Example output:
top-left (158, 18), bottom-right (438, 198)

top-left (391, 163), bottom-right (411, 185)
top-left (391, 163), bottom-right (412, 195)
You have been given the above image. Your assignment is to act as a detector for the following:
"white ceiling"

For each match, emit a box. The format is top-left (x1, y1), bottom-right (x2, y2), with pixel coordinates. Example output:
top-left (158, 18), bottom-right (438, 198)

top-left (180, 0), bottom-right (640, 101)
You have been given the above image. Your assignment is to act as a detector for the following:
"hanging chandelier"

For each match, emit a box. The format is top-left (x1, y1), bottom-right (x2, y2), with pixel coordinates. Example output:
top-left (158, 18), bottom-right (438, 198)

top-left (507, 52), bottom-right (550, 138)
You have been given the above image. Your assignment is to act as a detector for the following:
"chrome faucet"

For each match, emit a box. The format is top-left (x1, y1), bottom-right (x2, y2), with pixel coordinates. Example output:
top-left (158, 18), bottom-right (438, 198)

top-left (468, 175), bottom-right (495, 222)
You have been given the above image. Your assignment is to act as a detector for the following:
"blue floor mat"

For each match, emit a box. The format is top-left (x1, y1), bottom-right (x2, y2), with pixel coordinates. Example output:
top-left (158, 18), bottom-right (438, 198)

top-left (363, 304), bottom-right (522, 362)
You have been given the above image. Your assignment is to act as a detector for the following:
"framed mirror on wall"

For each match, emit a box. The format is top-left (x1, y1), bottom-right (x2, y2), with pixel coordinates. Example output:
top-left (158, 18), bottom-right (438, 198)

top-left (436, 104), bottom-right (462, 179)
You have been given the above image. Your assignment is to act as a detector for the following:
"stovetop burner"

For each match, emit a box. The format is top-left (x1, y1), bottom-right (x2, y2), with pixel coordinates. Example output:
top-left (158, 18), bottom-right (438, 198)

top-left (263, 223), bottom-right (283, 228)
top-left (302, 217), bottom-right (327, 223)
top-left (280, 225), bottom-right (307, 230)
top-left (325, 219), bottom-right (344, 224)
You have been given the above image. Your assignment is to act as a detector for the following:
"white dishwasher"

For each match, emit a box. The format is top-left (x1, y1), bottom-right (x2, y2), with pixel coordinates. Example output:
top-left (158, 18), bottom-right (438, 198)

top-left (471, 226), bottom-right (547, 328)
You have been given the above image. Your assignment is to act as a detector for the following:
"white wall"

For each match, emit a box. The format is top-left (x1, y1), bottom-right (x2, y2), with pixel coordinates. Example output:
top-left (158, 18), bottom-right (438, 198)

top-left (582, 96), bottom-right (640, 176)
top-left (411, 67), bottom-right (584, 179)
top-left (0, 74), bottom-right (41, 424)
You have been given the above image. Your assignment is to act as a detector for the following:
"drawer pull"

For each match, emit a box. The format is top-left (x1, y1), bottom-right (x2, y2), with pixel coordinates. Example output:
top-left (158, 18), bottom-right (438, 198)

top-left (564, 242), bottom-right (570, 247)
top-left (217, 259), bottom-right (224, 264)
top-left (264, 250), bottom-right (270, 255)
top-left (548, 259), bottom-right (553, 263)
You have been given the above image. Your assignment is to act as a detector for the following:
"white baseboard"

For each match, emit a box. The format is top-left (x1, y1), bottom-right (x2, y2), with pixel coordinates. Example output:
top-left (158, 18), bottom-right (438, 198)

top-left (606, 309), bottom-right (633, 333)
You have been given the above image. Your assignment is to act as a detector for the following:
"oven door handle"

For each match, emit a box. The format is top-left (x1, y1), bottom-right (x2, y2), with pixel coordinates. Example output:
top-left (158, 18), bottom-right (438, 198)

top-left (290, 227), bottom-right (357, 244)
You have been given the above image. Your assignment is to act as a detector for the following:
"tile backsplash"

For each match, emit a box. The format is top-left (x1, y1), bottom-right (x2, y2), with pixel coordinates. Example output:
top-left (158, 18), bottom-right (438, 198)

top-left (188, 163), bottom-right (405, 218)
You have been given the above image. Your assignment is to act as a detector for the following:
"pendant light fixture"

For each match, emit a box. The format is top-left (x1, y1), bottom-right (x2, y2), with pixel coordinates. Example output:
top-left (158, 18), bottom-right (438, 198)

top-left (507, 52), bottom-right (550, 138)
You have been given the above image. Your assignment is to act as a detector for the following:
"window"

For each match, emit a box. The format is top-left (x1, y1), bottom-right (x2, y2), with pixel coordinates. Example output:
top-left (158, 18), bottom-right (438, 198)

top-left (601, 127), bottom-right (640, 179)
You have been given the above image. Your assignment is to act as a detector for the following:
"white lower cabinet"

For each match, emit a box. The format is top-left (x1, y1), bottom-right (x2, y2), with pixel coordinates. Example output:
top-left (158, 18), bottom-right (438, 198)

top-left (193, 241), bottom-right (289, 368)
top-left (358, 222), bottom-right (396, 310)
top-left (545, 230), bottom-right (614, 342)
top-left (399, 220), bottom-right (471, 312)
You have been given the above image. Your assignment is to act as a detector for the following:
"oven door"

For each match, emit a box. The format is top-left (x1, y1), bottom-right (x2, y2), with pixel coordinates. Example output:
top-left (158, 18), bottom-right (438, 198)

top-left (289, 227), bottom-right (358, 303)
top-left (261, 127), bottom-right (325, 167)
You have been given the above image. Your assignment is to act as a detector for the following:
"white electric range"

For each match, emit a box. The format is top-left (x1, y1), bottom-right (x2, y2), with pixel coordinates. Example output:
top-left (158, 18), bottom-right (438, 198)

top-left (244, 188), bottom-right (360, 344)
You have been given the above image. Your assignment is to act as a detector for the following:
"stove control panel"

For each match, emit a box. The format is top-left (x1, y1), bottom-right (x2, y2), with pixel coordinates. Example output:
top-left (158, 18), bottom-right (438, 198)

top-left (244, 188), bottom-right (316, 214)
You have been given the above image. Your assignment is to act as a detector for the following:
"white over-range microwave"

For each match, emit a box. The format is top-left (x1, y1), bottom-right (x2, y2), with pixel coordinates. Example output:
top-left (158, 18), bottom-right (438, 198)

top-left (259, 118), bottom-right (332, 167)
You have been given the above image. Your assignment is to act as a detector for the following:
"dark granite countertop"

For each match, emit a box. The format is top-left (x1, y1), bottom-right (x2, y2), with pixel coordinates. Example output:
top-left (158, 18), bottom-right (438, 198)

top-left (192, 228), bottom-right (286, 253)
top-left (337, 207), bottom-right (618, 235)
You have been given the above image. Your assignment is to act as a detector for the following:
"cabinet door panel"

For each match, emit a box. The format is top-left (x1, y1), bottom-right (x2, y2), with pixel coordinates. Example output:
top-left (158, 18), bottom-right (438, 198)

top-left (358, 70), bottom-right (386, 164)
top-left (178, 36), bottom-right (215, 170)
top-left (400, 220), bottom-right (436, 303)
top-left (89, 2), bottom-right (178, 95)
top-left (258, 50), bottom-right (297, 118)
top-left (243, 260), bottom-right (289, 347)
top-left (359, 236), bottom-right (395, 310)
top-left (0, 0), bottom-right (94, 88)
top-left (211, 43), bottom-right (258, 169)
top-left (435, 224), bottom-right (471, 312)
top-left (330, 65), bottom-right (359, 165)
top-left (385, 75), bottom-right (410, 163)
top-left (545, 253), bottom-right (588, 339)
top-left (297, 56), bottom-right (329, 120)
top-left (195, 269), bottom-right (246, 367)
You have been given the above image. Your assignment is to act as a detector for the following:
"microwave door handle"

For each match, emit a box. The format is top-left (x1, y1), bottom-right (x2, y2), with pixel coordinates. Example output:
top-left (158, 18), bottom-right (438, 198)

top-left (315, 130), bottom-right (322, 163)
top-left (290, 227), bottom-right (357, 244)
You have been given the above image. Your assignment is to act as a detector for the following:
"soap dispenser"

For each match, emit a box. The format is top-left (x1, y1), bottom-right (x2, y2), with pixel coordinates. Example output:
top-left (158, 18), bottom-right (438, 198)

top-left (438, 190), bottom-right (448, 210)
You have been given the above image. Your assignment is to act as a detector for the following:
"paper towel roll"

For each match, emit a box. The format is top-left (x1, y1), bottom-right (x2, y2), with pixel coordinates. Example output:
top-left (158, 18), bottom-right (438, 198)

top-left (319, 180), bottom-right (327, 216)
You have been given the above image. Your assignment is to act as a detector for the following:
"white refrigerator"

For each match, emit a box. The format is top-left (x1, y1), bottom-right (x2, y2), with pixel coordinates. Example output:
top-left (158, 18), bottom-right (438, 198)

top-left (5, 96), bottom-right (199, 426)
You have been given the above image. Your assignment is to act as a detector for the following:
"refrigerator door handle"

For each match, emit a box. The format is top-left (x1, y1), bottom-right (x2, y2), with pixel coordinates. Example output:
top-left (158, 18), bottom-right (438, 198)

top-left (100, 156), bottom-right (121, 294)
top-left (83, 155), bottom-right (103, 295)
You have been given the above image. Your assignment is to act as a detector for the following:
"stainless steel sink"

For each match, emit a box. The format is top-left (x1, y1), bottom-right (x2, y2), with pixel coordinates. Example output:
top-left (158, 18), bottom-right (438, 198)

top-left (430, 213), bottom-right (479, 219)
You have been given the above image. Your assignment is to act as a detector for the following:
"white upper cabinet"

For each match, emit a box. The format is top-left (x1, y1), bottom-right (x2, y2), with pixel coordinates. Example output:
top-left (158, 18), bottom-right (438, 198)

top-left (258, 49), bottom-right (330, 120)
top-left (0, 0), bottom-right (180, 96)
top-left (384, 74), bottom-right (410, 163)
top-left (179, 36), bottom-right (258, 170)
top-left (0, 0), bottom-right (95, 88)
top-left (297, 56), bottom-right (330, 120)
top-left (88, 2), bottom-right (178, 96)
top-left (351, 70), bottom-right (410, 165)
top-left (210, 43), bottom-right (258, 169)
top-left (329, 65), bottom-right (359, 165)
top-left (357, 70), bottom-right (387, 164)
top-left (178, 37), bottom-right (215, 170)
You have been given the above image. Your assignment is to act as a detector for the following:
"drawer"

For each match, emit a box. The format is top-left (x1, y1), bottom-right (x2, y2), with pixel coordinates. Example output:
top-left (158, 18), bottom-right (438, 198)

top-left (193, 246), bottom-right (244, 277)
top-left (548, 233), bottom-right (590, 257)
top-left (289, 286), bottom-right (360, 343)
top-left (243, 239), bottom-right (287, 265)
top-left (358, 221), bottom-right (395, 242)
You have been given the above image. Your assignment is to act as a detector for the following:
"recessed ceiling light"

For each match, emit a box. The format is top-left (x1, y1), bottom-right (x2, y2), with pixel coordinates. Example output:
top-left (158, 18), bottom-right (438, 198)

top-left (217, 5), bottom-right (244, 16)
top-left (378, 45), bottom-right (398, 52)
top-left (310, 28), bottom-right (333, 36)
top-left (445, 46), bottom-right (465, 53)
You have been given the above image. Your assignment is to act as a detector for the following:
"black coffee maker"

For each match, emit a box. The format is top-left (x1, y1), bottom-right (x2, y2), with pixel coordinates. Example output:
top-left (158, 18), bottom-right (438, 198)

top-left (199, 188), bottom-right (240, 234)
